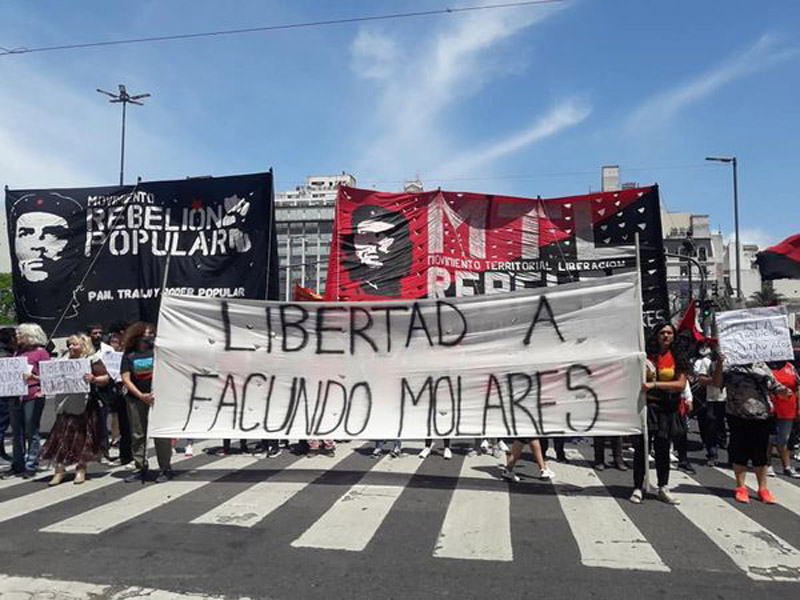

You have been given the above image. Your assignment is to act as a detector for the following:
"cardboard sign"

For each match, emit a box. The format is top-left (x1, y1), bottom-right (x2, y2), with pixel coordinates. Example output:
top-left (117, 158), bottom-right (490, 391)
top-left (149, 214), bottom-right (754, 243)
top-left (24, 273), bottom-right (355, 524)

top-left (717, 306), bottom-right (794, 366)
top-left (40, 358), bottom-right (91, 395)
top-left (0, 357), bottom-right (31, 396)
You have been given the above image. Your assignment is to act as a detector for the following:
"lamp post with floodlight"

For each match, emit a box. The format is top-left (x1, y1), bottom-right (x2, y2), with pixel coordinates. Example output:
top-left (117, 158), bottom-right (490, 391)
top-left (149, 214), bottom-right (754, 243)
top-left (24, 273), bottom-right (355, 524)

top-left (706, 155), bottom-right (740, 300)
top-left (97, 85), bottom-right (151, 186)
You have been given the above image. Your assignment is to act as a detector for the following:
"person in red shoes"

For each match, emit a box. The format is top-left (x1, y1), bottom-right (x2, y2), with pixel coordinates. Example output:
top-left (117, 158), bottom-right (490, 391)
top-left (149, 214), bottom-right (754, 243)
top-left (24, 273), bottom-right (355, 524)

top-left (713, 355), bottom-right (792, 504)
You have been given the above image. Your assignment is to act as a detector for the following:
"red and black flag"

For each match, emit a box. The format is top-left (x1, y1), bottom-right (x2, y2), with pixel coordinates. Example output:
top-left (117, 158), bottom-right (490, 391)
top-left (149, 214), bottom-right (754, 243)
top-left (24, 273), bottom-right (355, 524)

top-left (755, 234), bottom-right (800, 280)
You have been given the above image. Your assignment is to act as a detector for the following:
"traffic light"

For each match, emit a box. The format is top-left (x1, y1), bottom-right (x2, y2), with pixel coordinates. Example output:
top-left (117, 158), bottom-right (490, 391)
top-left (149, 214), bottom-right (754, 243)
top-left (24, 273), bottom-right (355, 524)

top-left (701, 299), bottom-right (714, 319)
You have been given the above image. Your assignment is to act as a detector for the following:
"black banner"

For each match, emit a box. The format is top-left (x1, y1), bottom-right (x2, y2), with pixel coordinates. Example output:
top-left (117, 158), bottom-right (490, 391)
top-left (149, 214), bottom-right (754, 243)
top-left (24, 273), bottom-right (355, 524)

top-left (5, 172), bottom-right (278, 337)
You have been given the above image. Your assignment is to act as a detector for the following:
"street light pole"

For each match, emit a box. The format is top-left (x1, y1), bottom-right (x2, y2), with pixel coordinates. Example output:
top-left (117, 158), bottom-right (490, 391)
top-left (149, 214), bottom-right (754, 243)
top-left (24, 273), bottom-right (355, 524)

top-left (97, 85), bottom-right (151, 186)
top-left (705, 156), bottom-right (741, 299)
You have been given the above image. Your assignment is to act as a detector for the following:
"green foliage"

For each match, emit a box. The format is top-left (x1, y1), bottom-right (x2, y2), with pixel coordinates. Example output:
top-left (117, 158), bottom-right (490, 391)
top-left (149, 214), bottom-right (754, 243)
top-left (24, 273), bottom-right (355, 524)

top-left (0, 272), bottom-right (15, 325)
top-left (747, 280), bottom-right (784, 308)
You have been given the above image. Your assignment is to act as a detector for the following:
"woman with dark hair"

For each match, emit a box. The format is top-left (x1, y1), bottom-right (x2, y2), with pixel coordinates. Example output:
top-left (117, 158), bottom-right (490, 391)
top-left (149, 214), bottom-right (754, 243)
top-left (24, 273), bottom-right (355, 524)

top-left (630, 322), bottom-right (690, 505)
top-left (714, 356), bottom-right (791, 503)
top-left (120, 322), bottom-right (172, 483)
top-left (41, 334), bottom-right (110, 485)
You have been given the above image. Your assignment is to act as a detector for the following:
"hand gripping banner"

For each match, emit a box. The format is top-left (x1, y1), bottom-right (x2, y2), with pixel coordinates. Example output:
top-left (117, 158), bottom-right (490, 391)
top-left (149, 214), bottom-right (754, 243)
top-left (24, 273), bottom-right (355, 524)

top-left (324, 185), bottom-right (668, 329)
top-left (150, 273), bottom-right (645, 439)
top-left (5, 172), bottom-right (277, 338)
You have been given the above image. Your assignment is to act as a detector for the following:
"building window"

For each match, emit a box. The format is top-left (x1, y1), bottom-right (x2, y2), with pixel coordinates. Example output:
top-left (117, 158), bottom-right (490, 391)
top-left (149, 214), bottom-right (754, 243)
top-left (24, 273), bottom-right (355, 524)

top-left (680, 266), bottom-right (688, 277)
top-left (698, 247), bottom-right (707, 261)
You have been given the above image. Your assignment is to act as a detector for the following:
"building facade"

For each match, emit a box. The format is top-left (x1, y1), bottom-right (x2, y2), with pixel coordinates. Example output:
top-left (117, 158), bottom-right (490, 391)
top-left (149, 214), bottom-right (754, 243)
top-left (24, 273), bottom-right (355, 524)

top-left (274, 173), bottom-right (355, 300)
top-left (660, 212), bottom-right (728, 312)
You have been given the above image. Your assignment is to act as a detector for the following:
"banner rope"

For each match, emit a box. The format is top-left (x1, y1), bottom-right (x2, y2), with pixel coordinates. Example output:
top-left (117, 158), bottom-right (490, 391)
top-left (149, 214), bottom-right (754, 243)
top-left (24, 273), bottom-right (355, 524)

top-left (47, 180), bottom-right (143, 343)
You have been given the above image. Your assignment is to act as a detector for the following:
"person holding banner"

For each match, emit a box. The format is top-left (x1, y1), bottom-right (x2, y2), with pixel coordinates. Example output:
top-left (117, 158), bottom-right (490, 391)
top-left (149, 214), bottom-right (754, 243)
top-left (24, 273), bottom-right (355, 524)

top-left (631, 322), bottom-right (690, 505)
top-left (712, 357), bottom-right (791, 504)
top-left (7, 324), bottom-right (51, 478)
top-left (41, 334), bottom-right (110, 485)
top-left (121, 322), bottom-right (172, 484)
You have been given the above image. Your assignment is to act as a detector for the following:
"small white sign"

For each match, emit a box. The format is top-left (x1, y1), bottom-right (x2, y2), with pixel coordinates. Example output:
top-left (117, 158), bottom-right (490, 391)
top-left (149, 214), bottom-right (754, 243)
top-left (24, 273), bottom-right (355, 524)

top-left (0, 357), bottom-right (31, 396)
top-left (40, 359), bottom-right (91, 395)
top-left (101, 351), bottom-right (123, 382)
top-left (717, 306), bottom-right (794, 366)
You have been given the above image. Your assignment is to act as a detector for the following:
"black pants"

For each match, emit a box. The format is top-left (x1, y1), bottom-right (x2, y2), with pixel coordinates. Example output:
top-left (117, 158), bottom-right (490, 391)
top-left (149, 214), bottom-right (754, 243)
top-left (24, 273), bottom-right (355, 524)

top-left (112, 395), bottom-right (133, 464)
top-left (698, 402), bottom-right (727, 458)
top-left (633, 433), bottom-right (671, 489)
top-left (674, 415), bottom-right (689, 463)
top-left (540, 437), bottom-right (565, 460)
top-left (424, 438), bottom-right (450, 448)
top-left (223, 439), bottom-right (249, 453)
top-left (593, 436), bottom-right (623, 465)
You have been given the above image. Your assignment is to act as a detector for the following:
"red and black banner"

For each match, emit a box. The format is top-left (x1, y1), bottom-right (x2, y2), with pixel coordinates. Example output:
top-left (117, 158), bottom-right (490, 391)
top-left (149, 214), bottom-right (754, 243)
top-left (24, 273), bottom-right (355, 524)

top-left (756, 234), bottom-right (800, 280)
top-left (324, 185), bottom-right (669, 327)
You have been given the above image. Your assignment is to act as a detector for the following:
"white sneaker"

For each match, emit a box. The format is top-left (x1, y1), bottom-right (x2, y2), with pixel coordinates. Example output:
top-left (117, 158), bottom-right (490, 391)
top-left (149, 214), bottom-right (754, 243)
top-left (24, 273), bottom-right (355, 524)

top-left (657, 487), bottom-right (680, 505)
top-left (501, 467), bottom-right (520, 483)
top-left (629, 489), bottom-right (643, 504)
top-left (767, 465), bottom-right (776, 477)
top-left (185, 444), bottom-right (194, 458)
top-left (419, 446), bottom-right (432, 459)
top-left (783, 466), bottom-right (800, 479)
top-left (479, 439), bottom-right (490, 454)
top-left (497, 440), bottom-right (510, 454)
top-left (443, 447), bottom-right (453, 460)
top-left (371, 447), bottom-right (382, 459)
top-left (539, 467), bottom-right (554, 480)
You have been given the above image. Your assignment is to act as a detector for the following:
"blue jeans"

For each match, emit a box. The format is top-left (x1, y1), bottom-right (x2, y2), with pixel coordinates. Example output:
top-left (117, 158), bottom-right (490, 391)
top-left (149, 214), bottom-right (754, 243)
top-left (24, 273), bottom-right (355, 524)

top-left (9, 397), bottom-right (45, 473)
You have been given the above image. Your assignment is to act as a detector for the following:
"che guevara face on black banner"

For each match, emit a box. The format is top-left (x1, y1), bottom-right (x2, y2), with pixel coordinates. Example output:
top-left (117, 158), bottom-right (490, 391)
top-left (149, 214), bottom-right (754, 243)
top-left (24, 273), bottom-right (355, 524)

top-left (343, 204), bottom-right (412, 297)
top-left (7, 192), bottom-right (85, 322)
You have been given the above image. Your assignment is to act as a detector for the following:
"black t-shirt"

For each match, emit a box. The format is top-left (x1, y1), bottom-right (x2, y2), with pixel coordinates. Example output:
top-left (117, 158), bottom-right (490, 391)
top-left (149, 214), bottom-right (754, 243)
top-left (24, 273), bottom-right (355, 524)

top-left (121, 350), bottom-right (154, 394)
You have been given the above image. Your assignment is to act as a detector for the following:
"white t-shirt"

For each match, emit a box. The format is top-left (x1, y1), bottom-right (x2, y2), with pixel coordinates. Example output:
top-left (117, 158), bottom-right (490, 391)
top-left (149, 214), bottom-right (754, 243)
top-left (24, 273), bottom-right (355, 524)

top-left (693, 356), bottom-right (726, 402)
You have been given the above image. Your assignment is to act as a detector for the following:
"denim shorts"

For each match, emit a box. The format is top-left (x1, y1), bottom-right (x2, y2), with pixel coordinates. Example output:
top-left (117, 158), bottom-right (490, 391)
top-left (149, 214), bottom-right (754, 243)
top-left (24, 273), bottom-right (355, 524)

top-left (770, 418), bottom-right (795, 447)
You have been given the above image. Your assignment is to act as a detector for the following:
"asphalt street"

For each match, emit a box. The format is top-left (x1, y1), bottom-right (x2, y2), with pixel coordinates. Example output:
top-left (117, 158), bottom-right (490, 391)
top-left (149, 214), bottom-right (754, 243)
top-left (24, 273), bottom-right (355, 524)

top-left (0, 414), bottom-right (798, 599)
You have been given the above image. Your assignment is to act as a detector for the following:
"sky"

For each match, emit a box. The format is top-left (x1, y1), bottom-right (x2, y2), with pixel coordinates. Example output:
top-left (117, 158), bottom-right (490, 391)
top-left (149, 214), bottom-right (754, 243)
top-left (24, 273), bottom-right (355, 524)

top-left (1, 0), bottom-right (799, 247)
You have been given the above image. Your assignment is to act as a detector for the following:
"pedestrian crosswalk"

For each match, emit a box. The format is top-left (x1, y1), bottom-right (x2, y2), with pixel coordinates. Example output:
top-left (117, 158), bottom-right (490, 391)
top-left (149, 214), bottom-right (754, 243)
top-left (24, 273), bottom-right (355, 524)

top-left (554, 448), bottom-right (669, 572)
top-left (2, 442), bottom-right (799, 583)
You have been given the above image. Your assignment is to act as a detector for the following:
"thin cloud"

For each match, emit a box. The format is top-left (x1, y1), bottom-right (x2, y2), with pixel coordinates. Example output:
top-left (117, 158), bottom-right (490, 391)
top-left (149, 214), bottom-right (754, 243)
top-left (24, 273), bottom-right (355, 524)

top-left (436, 99), bottom-right (591, 177)
top-left (627, 34), bottom-right (798, 132)
top-left (349, 0), bottom-right (570, 181)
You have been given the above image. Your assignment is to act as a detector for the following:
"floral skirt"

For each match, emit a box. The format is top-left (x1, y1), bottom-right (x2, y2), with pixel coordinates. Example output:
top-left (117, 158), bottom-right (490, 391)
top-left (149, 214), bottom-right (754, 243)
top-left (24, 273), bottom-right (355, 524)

top-left (41, 398), bottom-right (107, 466)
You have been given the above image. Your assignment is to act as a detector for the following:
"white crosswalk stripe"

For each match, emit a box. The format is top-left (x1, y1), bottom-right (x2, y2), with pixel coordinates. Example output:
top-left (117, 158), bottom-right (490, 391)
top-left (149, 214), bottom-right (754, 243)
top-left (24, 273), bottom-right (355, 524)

top-left (291, 446), bottom-right (424, 551)
top-left (0, 440), bottom-right (214, 525)
top-left (191, 447), bottom-right (357, 528)
top-left (3, 441), bottom-right (796, 578)
top-left (669, 470), bottom-right (800, 582)
top-left (714, 466), bottom-right (800, 519)
top-left (41, 453), bottom-right (256, 534)
top-left (433, 452), bottom-right (513, 562)
top-left (555, 448), bottom-right (670, 571)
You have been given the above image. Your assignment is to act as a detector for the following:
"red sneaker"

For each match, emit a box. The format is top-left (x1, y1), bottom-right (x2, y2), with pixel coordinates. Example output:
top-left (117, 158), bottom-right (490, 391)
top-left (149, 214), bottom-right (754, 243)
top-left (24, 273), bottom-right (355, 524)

top-left (758, 489), bottom-right (776, 504)
top-left (734, 486), bottom-right (749, 503)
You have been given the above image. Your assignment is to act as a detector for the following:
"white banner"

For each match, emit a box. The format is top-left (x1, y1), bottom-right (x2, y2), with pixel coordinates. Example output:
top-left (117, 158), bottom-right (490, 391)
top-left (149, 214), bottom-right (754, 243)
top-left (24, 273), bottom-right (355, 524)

top-left (150, 273), bottom-right (646, 439)
top-left (717, 306), bottom-right (793, 366)
top-left (0, 357), bottom-right (31, 396)
top-left (40, 359), bottom-right (91, 396)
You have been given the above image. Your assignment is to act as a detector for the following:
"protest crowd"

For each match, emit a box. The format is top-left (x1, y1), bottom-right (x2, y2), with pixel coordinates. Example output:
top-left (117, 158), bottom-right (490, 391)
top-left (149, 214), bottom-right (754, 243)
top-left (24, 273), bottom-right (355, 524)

top-left (1, 318), bottom-right (798, 506)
